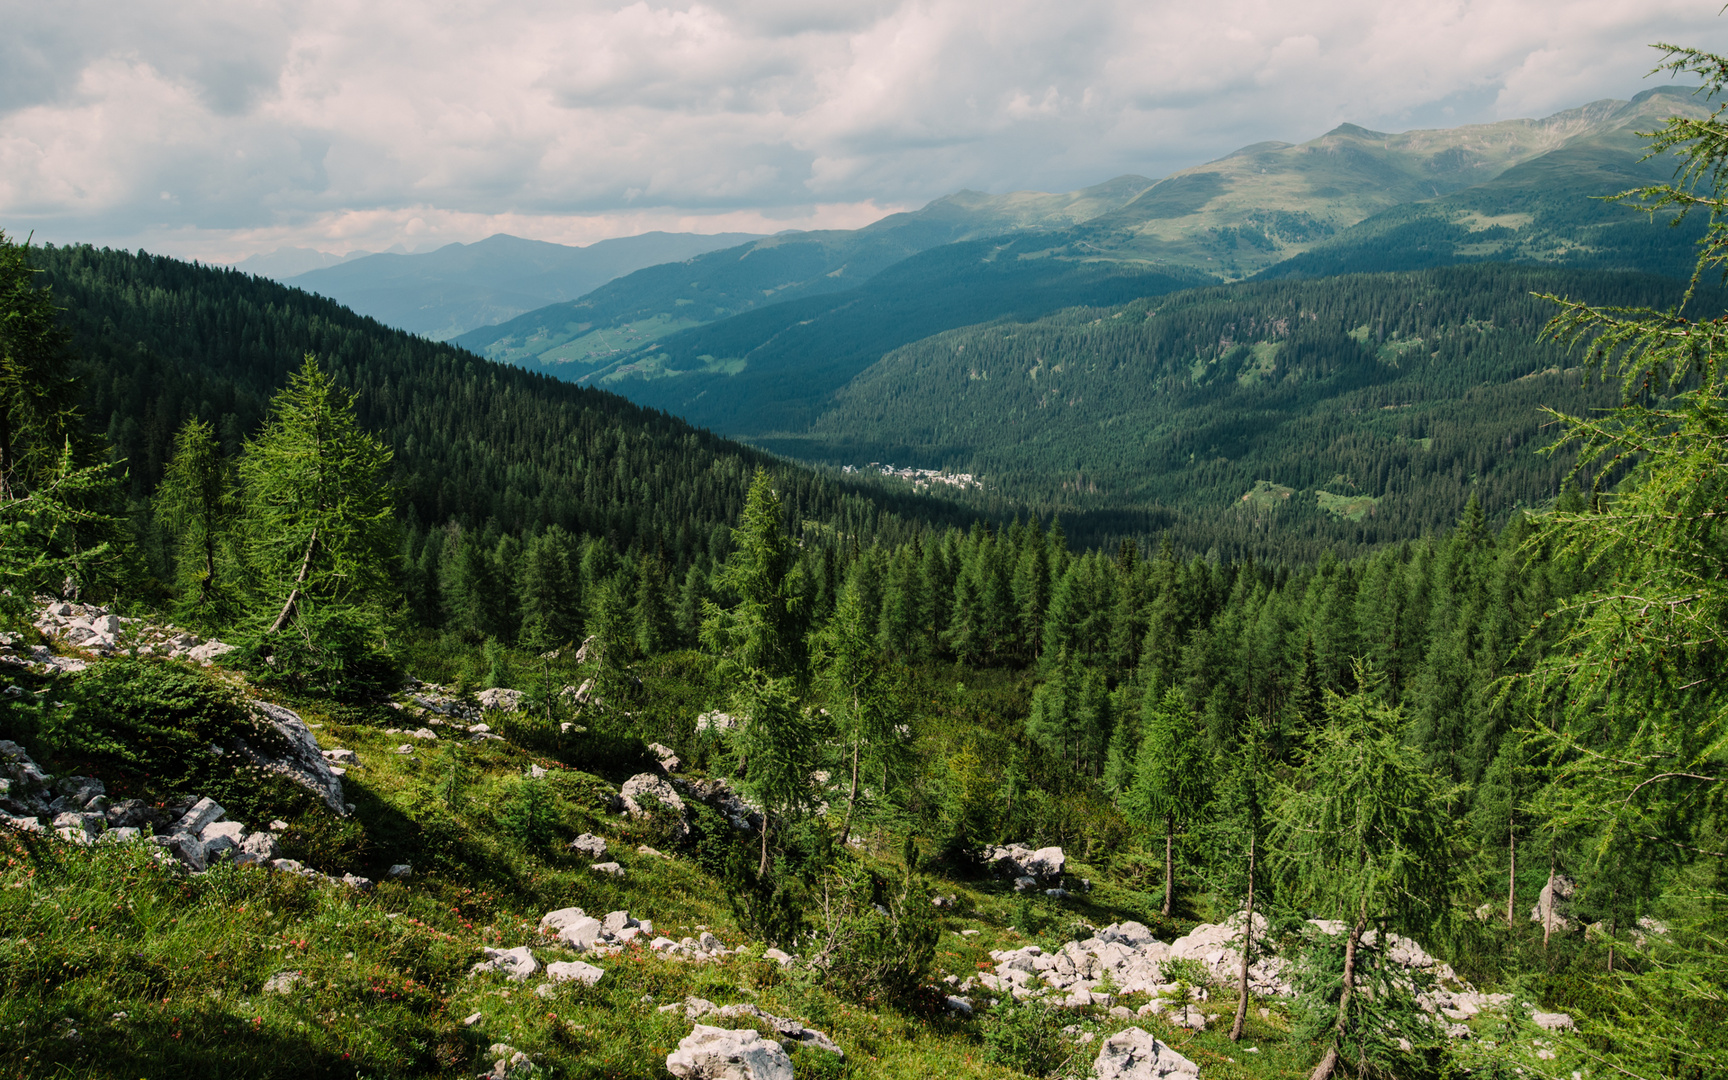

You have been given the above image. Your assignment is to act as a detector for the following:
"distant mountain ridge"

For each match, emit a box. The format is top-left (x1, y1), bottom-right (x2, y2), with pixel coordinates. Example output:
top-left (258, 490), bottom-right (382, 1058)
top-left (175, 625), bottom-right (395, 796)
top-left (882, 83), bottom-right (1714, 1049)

top-left (451, 175), bottom-right (1155, 367)
top-left (282, 230), bottom-right (763, 341)
top-left (457, 87), bottom-right (1712, 436)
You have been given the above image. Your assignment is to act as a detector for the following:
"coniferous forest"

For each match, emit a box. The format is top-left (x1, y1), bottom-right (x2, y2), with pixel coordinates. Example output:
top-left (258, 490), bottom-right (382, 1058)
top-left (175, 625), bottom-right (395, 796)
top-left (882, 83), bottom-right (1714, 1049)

top-left (1, 44), bottom-right (1727, 1080)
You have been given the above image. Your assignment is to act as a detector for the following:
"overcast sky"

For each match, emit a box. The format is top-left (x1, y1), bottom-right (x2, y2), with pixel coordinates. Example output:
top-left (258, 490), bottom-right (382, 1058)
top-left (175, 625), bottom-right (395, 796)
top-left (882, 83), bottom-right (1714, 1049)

top-left (2, 1), bottom-right (1722, 263)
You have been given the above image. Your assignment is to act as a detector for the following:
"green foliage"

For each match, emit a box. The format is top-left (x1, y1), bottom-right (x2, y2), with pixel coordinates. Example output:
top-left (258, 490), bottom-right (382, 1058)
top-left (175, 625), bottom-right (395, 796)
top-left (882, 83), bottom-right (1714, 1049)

top-left (496, 776), bottom-right (558, 848)
top-left (979, 995), bottom-right (1070, 1077)
top-left (813, 853), bottom-right (942, 1006)
top-left (156, 418), bottom-right (238, 627)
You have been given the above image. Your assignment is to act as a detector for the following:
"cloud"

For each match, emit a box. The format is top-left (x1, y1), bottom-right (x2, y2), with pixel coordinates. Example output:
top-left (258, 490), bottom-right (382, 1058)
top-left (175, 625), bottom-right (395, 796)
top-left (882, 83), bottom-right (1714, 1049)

top-left (0, 0), bottom-right (1718, 262)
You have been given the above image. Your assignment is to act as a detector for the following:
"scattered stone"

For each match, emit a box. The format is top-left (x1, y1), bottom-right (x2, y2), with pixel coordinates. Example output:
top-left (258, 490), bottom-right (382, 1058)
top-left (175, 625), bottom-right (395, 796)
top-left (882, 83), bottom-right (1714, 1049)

top-left (385, 863), bottom-right (412, 879)
top-left (262, 971), bottom-right (303, 995)
top-left (591, 861), bottom-right (624, 877)
top-left (1532, 1012), bottom-right (1575, 1032)
top-left (410, 728), bottom-right (436, 740)
top-left (1092, 1027), bottom-right (1200, 1079)
top-left (393, 744), bottom-right (414, 755)
top-left (462, 1012), bottom-right (484, 1026)
top-left (762, 948), bottom-right (793, 968)
top-left (340, 873), bottom-right (373, 890)
top-left (666, 1024), bottom-right (794, 1080)
top-left (471, 946), bottom-right (540, 982)
top-left (544, 960), bottom-right (605, 987)
top-left (568, 833), bottom-right (607, 858)
top-left (945, 995), bottom-right (973, 1016)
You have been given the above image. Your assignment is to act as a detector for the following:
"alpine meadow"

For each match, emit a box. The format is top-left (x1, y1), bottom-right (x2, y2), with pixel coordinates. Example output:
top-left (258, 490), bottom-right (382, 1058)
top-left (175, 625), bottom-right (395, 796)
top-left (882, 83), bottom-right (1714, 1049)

top-left (6, 17), bottom-right (1728, 1080)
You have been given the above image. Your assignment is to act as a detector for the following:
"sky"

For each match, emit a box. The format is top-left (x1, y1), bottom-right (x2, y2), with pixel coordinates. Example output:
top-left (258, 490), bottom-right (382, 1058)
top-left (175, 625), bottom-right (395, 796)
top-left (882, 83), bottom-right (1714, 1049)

top-left (2, 1), bottom-right (1723, 264)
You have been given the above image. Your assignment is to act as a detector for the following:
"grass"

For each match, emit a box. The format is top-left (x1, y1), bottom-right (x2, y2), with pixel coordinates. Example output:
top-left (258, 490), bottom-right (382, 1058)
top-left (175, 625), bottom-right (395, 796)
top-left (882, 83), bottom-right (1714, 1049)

top-left (0, 649), bottom-right (1350, 1079)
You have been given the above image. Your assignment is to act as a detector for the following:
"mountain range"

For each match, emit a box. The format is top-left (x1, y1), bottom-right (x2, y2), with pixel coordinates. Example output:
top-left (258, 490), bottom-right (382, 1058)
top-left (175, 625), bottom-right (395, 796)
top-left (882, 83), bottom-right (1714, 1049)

top-left (272, 230), bottom-right (763, 341)
top-left (443, 88), bottom-right (1709, 439)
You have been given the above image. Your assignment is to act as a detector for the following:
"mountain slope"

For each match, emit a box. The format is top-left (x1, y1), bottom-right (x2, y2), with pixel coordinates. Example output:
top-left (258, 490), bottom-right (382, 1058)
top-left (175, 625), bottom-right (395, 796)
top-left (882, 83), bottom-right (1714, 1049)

top-left (556, 234), bottom-right (1212, 434)
top-left (283, 231), bottom-right (762, 341)
top-left (452, 175), bottom-right (1155, 366)
top-left (759, 264), bottom-right (1723, 544)
top-left (31, 243), bottom-right (968, 562)
top-left (1255, 90), bottom-right (1719, 280)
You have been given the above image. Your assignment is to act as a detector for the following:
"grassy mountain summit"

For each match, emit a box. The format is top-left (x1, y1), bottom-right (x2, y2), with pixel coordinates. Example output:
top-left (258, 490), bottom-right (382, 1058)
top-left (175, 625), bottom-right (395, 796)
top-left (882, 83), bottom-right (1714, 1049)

top-left (1068, 91), bottom-right (1710, 277)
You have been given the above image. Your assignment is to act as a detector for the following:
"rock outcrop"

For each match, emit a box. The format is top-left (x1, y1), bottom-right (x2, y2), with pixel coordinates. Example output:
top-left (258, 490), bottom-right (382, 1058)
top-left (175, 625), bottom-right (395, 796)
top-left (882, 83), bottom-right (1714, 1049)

top-left (666, 1024), bottom-right (794, 1080)
top-left (1092, 1027), bottom-right (1199, 1079)
top-left (982, 843), bottom-right (1066, 886)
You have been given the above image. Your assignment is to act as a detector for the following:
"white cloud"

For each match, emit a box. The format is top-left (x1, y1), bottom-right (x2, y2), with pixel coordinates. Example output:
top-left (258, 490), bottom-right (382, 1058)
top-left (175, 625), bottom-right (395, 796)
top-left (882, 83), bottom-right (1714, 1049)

top-left (0, 0), bottom-right (1719, 262)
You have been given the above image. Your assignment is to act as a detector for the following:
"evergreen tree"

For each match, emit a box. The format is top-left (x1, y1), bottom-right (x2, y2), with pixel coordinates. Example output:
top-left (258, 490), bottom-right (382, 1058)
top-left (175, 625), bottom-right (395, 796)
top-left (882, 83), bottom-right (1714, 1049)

top-left (1272, 666), bottom-right (1459, 1080)
top-left (518, 527), bottom-right (581, 651)
top-left (156, 418), bottom-right (236, 626)
top-left (1124, 686), bottom-right (1210, 917)
top-left (0, 231), bottom-right (81, 499)
top-left (819, 572), bottom-right (899, 845)
top-left (235, 356), bottom-right (396, 645)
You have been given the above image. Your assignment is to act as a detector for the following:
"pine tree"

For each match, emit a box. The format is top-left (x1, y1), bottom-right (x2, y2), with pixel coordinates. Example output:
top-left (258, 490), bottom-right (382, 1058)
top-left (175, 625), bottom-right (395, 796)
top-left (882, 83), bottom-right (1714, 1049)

top-left (1124, 686), bottom-right (1209, 917)
top-left (235, 355), bottom-right (396, 644)
top-left (1272, 665), bottom-right (1459, 1080)
top-left (156, 418), bottom-right (236, 626)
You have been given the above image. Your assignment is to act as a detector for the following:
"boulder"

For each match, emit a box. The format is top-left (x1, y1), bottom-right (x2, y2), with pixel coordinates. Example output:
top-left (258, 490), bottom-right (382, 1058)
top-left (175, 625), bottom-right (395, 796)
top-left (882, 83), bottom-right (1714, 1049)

top-left (202, 820), bottom-right (246, 845)
top-left (385, 863), bottom-right (412, 879)
top-left (674, 777), bottom-right (761, 832)
top-left (553, 915), bottom-right (607, 949)
top-left (983, 843), bottom-right (1066, 881)
top-left (666, 1025), bottom-right (794, 1080)
top-left (174, 797), bottom-right (226, 834)
top-left (232, 702), bottom-right (349, 815)
top-left (157, 830), bottom-right (208, 872)
top-left (52, 811), bottom-right (103, 844)
top-left (1092, 1027), bottom-right (1200, 1079)
top-left (471, 946), bottom-right (540, 982)
top-left (1531, 874), bottom-right (1577, 934)
top-left (649, 742), bottom-right (681, 772)
top-left (97, 826), bottom-right (140, 844)
top-left (602, 910), bottom-right (638, 933)
top-left (238, 831), bottom-right (281, 862)
top-left (568, 833), bottom-right (608, 858)
top-left (105, 799), bottom-right (153, 828)
top-left (591, 861), bottom-right (625, 877)
top-left (620, 773), bottom-right (686, 818)
top-left (0, 740), bottom-right (53, 818)
top-left (55, 776), bottom-right (106, 807)
top-left (544, 960), bottom-right (605, 986)
top-left (694, 711), bottom-right (738, 734)
top-left (477, 688), bottom-right (525, 712)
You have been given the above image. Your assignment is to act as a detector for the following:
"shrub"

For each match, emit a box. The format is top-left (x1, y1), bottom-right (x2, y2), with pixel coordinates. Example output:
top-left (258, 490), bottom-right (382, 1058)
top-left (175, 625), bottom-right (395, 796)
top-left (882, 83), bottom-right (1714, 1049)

top-left (812, 855), bottom-right (942, 1005)
top-left (980, 995), bottom-right (1069, 1077)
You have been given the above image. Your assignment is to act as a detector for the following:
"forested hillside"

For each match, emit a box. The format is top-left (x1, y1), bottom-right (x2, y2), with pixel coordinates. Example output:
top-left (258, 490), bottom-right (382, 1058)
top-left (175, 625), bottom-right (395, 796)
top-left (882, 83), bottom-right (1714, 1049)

top-left (27, 244), bottom-right (966, 573)
top-left (762, 265), bottom-right (1724, 558)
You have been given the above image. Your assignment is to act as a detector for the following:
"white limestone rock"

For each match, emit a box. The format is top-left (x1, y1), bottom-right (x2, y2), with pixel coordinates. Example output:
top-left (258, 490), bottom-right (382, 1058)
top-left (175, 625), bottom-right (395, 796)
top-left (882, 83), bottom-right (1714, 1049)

top-left (471, 946), bottom-right (540, 982)
top-left (1092, 1027), bottom-right (1200, 1079)
top-left (666, 1024), bottom-right (794, 1080)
